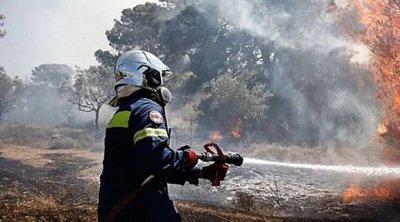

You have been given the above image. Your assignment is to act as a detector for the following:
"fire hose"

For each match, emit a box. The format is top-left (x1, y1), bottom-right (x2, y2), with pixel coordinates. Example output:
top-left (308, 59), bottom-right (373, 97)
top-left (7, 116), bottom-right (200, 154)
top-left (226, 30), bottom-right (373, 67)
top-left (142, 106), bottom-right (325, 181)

top-left (104, 142), bottom-right (243, 222)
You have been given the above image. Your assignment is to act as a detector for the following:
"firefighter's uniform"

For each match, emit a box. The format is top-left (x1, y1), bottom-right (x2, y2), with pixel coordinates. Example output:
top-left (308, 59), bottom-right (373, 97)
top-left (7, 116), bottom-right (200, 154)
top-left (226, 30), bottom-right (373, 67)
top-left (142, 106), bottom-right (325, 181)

top-left (98, 93), bottom-right (200, 222)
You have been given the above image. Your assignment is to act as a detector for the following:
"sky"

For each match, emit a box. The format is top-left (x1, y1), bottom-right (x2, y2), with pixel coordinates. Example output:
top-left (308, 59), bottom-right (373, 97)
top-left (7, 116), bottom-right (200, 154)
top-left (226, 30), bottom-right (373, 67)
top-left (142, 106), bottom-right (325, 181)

top-left (0, 0), bottom-right (153, 78)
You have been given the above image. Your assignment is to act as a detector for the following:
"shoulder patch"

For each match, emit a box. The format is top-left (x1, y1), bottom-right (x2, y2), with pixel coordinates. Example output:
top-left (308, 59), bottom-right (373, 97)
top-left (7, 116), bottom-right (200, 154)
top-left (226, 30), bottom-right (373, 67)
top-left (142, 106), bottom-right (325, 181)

top-left (149, 110), bottom-right (163, 124)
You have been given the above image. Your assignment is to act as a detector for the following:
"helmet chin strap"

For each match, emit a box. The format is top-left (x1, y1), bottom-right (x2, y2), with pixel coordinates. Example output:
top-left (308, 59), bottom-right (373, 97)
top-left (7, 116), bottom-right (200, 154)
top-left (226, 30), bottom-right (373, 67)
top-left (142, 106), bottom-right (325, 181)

top-left (157, 87), bottom-right (172, 146)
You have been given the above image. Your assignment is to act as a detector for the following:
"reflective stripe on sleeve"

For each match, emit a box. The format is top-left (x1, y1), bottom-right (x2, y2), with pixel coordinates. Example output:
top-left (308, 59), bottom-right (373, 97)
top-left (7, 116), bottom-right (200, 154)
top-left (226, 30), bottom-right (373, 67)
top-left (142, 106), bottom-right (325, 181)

top-left (133, 128), bottom-right (168, 144)
top-left (107, 111), bottom-right (131, 128)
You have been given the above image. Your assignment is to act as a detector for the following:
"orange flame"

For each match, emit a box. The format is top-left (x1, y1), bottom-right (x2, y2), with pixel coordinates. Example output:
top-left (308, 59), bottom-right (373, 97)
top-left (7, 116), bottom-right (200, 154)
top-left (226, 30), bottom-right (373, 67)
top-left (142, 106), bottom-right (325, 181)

top-left (209, 131), bottom-right (223, 141)
top-left (377, 123), bottom-right (388, 136)
top-left (342, 184), bottom-right (391, 203)
top-left (342, 180), bottom-right (400, 203)
top-left (231, 129), bottom-right (241, 139)
top-left (346, 1), bottom-right (400, 148)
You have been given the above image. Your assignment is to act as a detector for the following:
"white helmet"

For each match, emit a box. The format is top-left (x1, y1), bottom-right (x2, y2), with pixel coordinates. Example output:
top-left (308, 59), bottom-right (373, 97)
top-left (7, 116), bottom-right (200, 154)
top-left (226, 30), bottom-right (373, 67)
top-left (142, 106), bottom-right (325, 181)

top-left (109, 50), bottom-right (173, 106)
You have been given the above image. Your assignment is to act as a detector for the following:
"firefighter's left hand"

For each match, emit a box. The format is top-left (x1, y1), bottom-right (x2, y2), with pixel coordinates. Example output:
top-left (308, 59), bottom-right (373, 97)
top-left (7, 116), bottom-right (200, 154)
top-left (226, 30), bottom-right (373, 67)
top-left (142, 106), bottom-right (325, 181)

top-left (179, 145), bottom-right (198, 169)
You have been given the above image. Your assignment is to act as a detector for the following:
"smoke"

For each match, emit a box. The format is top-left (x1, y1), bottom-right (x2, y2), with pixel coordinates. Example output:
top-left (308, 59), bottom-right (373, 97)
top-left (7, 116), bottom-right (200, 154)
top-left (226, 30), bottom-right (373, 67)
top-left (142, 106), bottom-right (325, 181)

top-left (188, 0), bottom-right (380, 148)
top-left (212, 0), bottom-right (345, 52)
top-left (1, 0), bottom-right (381, 150)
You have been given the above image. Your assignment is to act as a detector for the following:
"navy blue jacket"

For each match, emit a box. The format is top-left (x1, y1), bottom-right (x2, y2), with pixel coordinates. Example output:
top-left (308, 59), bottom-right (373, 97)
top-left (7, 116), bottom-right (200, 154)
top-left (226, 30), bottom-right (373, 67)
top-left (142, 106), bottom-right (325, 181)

top-left (98, 94), bottom-right (200, 222)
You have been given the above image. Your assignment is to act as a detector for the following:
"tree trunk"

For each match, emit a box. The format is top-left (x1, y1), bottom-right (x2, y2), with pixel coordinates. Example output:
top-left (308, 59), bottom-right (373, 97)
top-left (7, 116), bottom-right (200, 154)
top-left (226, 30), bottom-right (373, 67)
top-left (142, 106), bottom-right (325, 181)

top-left (95, 109), bottom-right (100, 130)
top-left (189, 119), bottom-right (193, 144)
top-left (0, 106), bottom-right (4, 121)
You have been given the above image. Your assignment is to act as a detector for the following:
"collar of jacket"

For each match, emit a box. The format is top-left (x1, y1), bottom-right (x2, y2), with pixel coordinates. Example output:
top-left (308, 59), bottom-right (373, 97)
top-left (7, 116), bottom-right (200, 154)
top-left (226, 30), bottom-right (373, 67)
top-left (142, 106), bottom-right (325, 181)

top-left (119, 89), bottom-right (163, 107)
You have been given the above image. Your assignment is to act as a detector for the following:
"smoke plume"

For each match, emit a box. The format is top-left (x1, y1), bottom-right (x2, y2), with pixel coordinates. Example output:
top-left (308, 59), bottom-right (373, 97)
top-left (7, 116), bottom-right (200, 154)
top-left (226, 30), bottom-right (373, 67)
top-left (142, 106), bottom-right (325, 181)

top-left (190, 0), bottom-right (380, 148)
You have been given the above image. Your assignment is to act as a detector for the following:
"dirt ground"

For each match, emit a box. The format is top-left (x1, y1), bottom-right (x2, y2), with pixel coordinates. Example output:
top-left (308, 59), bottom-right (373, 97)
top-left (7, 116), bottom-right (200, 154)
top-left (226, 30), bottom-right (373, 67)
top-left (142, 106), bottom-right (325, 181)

top-left (1, 143), bottom-right (399, 222)
top-left (0, 144), bottom-right (277, 222)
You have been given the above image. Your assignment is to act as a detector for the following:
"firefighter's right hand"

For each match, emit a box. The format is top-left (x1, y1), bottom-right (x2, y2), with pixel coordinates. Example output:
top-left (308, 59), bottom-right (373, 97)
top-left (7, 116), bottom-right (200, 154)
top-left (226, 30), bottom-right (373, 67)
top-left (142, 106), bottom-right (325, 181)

top-left (199, 162), bottom-right (228, 182)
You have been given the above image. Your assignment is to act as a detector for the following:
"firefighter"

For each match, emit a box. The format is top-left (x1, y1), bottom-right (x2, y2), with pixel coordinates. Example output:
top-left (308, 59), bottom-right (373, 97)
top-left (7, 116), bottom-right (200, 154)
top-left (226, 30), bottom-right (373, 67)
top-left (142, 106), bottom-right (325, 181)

top-left (98, 50), bottom-right (227, 222)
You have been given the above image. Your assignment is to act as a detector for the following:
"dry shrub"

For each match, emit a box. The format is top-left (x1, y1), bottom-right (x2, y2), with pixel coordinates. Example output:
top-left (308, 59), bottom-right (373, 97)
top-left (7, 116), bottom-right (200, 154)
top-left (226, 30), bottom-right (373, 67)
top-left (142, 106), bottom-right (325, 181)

top-left (50, 127), bottom-right (103, 150)
top-left (54, 186), bottom-right (77, 205)
top-left (15, 196), bottom-right (60, 212)
top-left (0, 123), bottom-right (103, 150)
top-left (49, 135), bottom-right (77, 149)
top-left (11, 195), bottom-right (97, 222)
top-left (234, 191), bottom-right (255, 211)
top-left (85, 181), bottom-right (100, 203)
top-left (0, 123), bottom-right (52, 146)
top-left (52, 127), bottom-right (86, 140)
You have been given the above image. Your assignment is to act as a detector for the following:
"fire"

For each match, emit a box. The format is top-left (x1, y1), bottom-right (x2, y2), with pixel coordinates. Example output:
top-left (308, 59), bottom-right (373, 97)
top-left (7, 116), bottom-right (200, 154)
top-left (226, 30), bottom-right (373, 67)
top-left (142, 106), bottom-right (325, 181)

top-left (334, 0), bottom-right (400, 206)
top-left (345, 1), bottom-right (400, 148)
top-left (342, 184), bottom-right (391, 203)
top-left (209, 131), bottom-right (223, 141)
top-left (342, 181), bottom-right (400, 203)
top-left (231, 129), bottom-right (241, 139)
top-left (377, 123), bottom-right (388, 136)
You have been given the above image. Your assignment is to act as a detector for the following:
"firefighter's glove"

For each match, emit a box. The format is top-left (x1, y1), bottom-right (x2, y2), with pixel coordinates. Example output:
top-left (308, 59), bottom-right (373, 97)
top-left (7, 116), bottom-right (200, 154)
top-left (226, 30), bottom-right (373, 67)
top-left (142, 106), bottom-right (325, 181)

top-left (199, 162), bottom-right (228, 182)
top-left (179, 145), bottom-right (198, 169)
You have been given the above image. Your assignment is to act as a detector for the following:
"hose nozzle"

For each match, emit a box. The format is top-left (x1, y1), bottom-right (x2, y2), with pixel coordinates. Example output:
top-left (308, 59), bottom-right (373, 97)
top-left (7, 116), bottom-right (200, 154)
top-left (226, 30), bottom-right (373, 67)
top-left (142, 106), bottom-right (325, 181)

top-left (197, 152), bottom-right (243, 166)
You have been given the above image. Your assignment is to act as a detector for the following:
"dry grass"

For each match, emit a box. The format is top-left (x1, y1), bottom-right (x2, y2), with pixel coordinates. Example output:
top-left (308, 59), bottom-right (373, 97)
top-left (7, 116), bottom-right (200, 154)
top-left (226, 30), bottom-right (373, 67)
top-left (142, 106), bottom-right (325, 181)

top-left (0, 123), bottom-right (52, 147)
top-left (10, 195), bottom-right (97, 222)
top-left (0, 144), bottom-right (102, 179)
top-left (0, 158), bottom-right (98, 222)
top-left (0, 123), bottom-right (103, 151)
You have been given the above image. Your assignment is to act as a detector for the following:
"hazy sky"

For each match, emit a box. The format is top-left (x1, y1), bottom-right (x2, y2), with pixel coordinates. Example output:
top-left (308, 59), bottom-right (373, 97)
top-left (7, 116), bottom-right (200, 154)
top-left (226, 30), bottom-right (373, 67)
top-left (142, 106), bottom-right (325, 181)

top-left (0, 0), bottom-right (153, 78)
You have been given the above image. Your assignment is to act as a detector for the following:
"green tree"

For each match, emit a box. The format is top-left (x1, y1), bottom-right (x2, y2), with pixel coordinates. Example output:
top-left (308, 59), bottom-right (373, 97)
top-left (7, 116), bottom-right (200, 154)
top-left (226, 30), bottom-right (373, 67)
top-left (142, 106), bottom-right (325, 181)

top-left (0, 68), bottom-right (23, 120)
top-left (6, 64), bottom-right (75, 125)
top-left (98, 1), bottom-right (273, 134)
top-left (106, 3), bottom-right (168, 53)
top-left (61, 66), bottom-right (114, 130)
top-left (98, 2), bottom-right (265, 91)
top-left (31, 64), bottom-right (73, 89)
top-left (181, 104), bottom-right (204, 144)
top-left (207, 72), bottom-right (272, 134)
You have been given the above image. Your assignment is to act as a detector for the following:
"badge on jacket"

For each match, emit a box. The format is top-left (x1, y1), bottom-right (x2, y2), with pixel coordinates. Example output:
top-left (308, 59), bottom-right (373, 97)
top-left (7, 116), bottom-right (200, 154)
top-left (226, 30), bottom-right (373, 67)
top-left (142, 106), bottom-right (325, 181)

top-left (149, 110), bottom-right (163, 124)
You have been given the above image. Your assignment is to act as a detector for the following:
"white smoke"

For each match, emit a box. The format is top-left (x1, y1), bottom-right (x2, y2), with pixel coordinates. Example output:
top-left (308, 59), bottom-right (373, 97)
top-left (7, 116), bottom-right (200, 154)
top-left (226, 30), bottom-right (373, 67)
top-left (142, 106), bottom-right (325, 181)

top-left (190, 0), bottom-right (380, 148)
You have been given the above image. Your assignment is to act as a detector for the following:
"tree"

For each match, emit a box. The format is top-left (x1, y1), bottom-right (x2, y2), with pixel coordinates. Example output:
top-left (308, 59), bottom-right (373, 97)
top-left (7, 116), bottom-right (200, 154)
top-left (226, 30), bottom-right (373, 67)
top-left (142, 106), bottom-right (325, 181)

top-left (207, 72), bottom-right (272, 135)
top-left (0, 15), bottom-right (6, 38)
top-left (106, 3), bottom-right (168, 54)
top-left (31, 64), bottom-right (73, 89)
top-left (61, 66), bottom-right (114, 130)
top-left (100, 1), bottom-right (273, 135)
top-left (6, 64), bottom-right (75, 125)
top-left (0, 68), bottom-right (23, 120)
top-left (94, 50), bottom-right (118, 69)
top-left (181, 103), bottom-right (204, 143)
top-left (98, 0), bottom-right (375, 146)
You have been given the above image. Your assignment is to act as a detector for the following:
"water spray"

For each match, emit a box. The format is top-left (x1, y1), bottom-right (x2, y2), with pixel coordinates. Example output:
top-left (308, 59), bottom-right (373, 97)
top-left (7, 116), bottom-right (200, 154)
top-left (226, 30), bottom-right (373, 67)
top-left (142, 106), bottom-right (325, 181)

top-left (197, 142), bottom-right (400, 177)
top-left (244, 157), bottom-right (400, 177)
